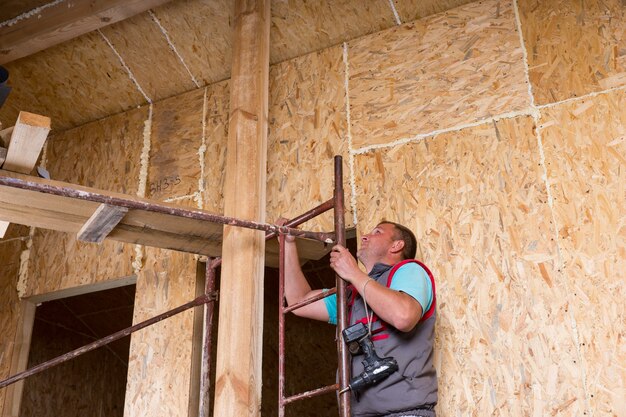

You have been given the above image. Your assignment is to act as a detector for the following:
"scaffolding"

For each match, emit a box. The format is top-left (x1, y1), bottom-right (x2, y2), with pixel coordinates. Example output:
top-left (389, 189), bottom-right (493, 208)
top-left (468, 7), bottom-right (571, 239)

top-left (0, 155), bottom-right (352, 417)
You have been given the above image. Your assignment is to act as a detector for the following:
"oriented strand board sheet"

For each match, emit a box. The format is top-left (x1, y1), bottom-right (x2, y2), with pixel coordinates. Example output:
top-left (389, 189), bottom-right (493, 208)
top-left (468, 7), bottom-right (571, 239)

top-left (0, 31), bottom-right (145, 131)
top-left (22, 108), bottom-right (147, 298)
top-left (270, 0), bottom-right (395, 64)
top-left (152, 0), bottom-right (232, 85)
top-left (99, 12), bottom-right (198, 102)
top-left (267, 45), bottom-right (352, 232)
top-left (125, 246), bottom-right (197, 417)
top-left (539, 89), bottom-right (626, 415)
top-left (149, 88), bottom-right (204, 200)
top-left (348, 0), bottom-right (530, 148)
top-left (393, 0), bottom-right (476, 23)
top-left (201, 80), bottom-right (230, 214)
top-left (354, 117), bottom-right (587, 415)
top-left (518, 0), bottom-right (626, 105)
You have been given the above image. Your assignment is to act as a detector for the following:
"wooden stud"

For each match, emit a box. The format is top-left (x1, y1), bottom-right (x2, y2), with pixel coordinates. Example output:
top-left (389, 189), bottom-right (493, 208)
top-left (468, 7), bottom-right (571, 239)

top-left (0, 0), bottom-right (175, 65)
top-left (77, 203), bottom-right (129, 243)
top-left (212, 0), bottom-right (270, 416)
top-left (2, 111), bottom-right (50, 174)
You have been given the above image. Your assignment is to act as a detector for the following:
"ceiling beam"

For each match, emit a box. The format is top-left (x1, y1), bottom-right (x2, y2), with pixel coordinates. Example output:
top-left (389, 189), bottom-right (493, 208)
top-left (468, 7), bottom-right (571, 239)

top-left (0, 0), bottom-right (174, 65)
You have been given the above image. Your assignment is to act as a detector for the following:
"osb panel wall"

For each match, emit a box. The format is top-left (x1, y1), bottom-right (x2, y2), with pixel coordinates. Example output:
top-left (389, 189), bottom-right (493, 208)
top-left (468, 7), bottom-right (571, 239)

top-left (201, 80), bottom-right (230, 214)
top-left (21, 107), bottom-right (148, 298)
top-left (149, 88), bottom-right (205, 201)
top-left (0, 237), bottom-right (28, 413)
top-left (519, 0), bottom-right (626, 105)
top-left (539, 89), bottom-right (626, 416)
top-left (124, 244), bottom-right (197, 417)
top-left (353, 118), bottom-right (588, 415)
top-left (348, 0), bottom-right (529, 148)
top-left (267, 45), bottom-right (352, 232)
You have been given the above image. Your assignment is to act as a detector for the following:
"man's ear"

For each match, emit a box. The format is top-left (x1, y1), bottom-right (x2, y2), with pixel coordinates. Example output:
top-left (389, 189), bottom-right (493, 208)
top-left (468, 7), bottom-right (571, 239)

top-left (389, 240), bottom-right (405, 255)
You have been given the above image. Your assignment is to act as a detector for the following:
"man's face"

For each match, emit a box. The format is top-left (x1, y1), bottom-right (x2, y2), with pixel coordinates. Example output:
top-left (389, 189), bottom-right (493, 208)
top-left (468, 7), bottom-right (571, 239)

top-left (357, 223), bottom-right (398, 264)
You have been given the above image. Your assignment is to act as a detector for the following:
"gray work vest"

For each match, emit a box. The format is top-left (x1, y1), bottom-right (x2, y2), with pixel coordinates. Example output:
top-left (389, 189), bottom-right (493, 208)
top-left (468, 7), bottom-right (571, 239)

top-left (347, 260), bottom-right (437, 417)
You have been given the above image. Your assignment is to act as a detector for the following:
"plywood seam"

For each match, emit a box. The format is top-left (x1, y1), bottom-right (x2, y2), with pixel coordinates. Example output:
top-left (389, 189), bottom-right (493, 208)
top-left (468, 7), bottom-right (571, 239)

top-left (148, 9), bottom-right (201, 88)
top-left (351, 108), bottom-right (535, 155)
top-left (197, 86), bottom-right (208, 209)
top-left (0, 236), bottom-right (29, 244)
top-left (133, 104), bottom-right (153, 274)
top-left (16, 227), bottom-right (35, 298)
top-left (0, 0), bottom-right (65, 28)
top-left (387, 0), bottom-right (402, 25)
top-left (513, 0), bottom-right (591, 414)
top-left (343, 42), bottom-right (358, 227)
top-left (537, 84), bottom-right (626, 110)
top-left (163, 192), bottom-right (201, 203)
top-left (98, 28), bottom-right (153, 104)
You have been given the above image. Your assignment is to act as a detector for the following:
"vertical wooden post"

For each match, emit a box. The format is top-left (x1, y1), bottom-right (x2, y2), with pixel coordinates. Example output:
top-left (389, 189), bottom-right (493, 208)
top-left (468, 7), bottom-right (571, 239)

top-left (212, 0), bottom-right (270, 416)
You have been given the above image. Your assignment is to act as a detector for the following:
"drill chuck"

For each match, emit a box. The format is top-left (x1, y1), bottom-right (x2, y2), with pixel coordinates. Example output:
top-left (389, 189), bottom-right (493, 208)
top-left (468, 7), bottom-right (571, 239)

top-left (347, 356), bottom-right (398, 392)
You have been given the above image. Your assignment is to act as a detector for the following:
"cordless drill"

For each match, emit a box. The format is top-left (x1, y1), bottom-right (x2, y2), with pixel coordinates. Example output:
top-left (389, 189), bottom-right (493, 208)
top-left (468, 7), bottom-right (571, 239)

top-left (339, 322), bottom-right (398, 394)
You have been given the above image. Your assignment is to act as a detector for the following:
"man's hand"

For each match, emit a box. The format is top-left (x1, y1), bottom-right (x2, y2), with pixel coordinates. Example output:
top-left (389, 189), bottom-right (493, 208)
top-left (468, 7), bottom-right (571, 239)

top-left (329, 244), bottom-right (364, 283)
top-left (275, 217), bottom-right (296, 242)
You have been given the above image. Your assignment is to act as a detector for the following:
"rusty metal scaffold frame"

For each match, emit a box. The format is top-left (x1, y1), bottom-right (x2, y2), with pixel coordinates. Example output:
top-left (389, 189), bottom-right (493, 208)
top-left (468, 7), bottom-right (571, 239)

top-left (0, 155), bottom-right (351, 417)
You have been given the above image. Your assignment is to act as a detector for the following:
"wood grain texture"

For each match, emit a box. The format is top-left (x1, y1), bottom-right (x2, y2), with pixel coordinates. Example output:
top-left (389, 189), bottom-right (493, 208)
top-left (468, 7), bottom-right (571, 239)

top-left (22, 107), bottom-right (147, 298)
top-left (267, 45), bottom-right (351, 232)
top-left (201, 80), bottom-right (230, 214)
top-left (0, 0), bottom-right (174, 65)
top-left (392, 0), bottom-right (476, 23)
top-left (518, 0), bottom-right (626, 105)
top-left (99, 11), bottom-right (197, 102)
top-left (270, 0), bottom-right (395, 64)
top-left (539, 89), bottom-right (626, 416)
top-left (0, 1), bottom-right (49, 23)
top-left (0, 31), bottom-right (145, 131)
top-left (2, 111), bottom-right (50, 174)
top-left (151, 0), bottom-right (232, 85)
top-left (354, 116), bottom-right (587, 415)
top-left (77, 204), bottom-right (129, 243)
top-left (348, 0), bottom-right (530, 148)
top-left (124, 246), bottom-right (198, 417)
top-left (149, 88), bottom-right (204, 200)
top-left (213, 0), bottom-right (269, 415)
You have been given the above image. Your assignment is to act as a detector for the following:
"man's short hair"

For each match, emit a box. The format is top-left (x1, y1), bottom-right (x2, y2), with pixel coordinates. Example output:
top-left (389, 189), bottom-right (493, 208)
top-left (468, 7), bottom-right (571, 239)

top-left (379, 220), bottom-right (417, 260)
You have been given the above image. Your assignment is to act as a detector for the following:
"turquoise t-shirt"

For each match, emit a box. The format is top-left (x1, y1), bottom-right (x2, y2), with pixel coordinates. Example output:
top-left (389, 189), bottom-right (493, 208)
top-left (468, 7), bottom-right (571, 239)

top-left (323, 262), bottom-right (433, 325)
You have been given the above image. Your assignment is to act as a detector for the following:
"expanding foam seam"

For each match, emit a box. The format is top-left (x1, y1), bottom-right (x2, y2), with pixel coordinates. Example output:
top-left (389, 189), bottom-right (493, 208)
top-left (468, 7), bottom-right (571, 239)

top-left (387, 0), bottom-right (402, 25)
top-left (164, 192), bottom-right (201, 203)
top-left (0, 0), bottom-right (65, 28)
top-left (197, 86), bottom-right (209, 209)
top-left (98, 29), bottom-right (153, 104)
top-left (149, 10), bottom-right (201, 88)
top-left (343, 42), bottom-right (358, 226)
top-left (537, 84), bottom-right (626, 110)
top-left (513, 0), bottom-right (590, 414)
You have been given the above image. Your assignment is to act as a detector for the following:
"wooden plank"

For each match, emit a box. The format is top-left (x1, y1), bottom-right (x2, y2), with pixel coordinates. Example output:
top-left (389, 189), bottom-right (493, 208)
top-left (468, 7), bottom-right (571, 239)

top-left (0, 0), bottom-right (174, 65)
top-left (0, 170), bottom-right (329, 265)
top-left (213, 0), bottom-right (270, 416)
top-left (77, 203), bottom-right (129, 243)
top-left (2, 111), bottom-right (50, 174)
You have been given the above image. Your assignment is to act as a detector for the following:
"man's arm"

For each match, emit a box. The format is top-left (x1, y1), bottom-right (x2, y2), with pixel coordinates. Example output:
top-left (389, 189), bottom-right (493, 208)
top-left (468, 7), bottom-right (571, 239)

top-left (282, 233), bottom-right (331, 322)
top-left (330, 245), bottom-right (422, 332)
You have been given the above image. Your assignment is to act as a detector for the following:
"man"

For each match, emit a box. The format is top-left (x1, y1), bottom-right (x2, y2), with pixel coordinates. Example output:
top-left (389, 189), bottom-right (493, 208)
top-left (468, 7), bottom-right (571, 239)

top-left (282, 220), bottom-right (437, 417)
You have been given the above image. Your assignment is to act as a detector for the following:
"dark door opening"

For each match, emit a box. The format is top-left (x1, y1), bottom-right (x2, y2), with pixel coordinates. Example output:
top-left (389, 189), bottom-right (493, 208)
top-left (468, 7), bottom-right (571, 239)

top-left (19, 284), bottom-right (136, 417)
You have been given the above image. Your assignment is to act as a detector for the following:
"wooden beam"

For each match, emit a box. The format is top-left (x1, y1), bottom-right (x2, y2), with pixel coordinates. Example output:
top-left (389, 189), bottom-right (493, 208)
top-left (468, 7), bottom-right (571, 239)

top-left (0, 0), bottom-right (174, 65)
top-left (213, 0), bottom-right (270, 416)
top-left (2, 111), bottom-right (50, 174)
top-left (77, 203), bottom-right (129, 243)
top-left (0, 170), bottom-right (329, 265)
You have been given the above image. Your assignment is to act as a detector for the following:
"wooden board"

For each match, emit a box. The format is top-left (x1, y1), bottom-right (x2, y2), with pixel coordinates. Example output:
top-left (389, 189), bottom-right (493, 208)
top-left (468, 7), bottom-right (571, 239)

top-left (0, 0), bottom-right (174, 65)
top-left (267, 45), bottom-right (352, 232)
top-left (149, 88), bottom-right (204, 200)
top-left (2, 111), bottom-right (50, 174)
top-left (518, 0), bottom-right (626, 105)
top-left (0, 170), bottom-right (332, 261)
top-left (353, 116), bottom-right (588, 415)
top-left (123, 247), bottom-right (197, 417)
top-left (539, 89), bottom-right (626, 416)
top-left (348, 0), bottom-right (530, 148)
